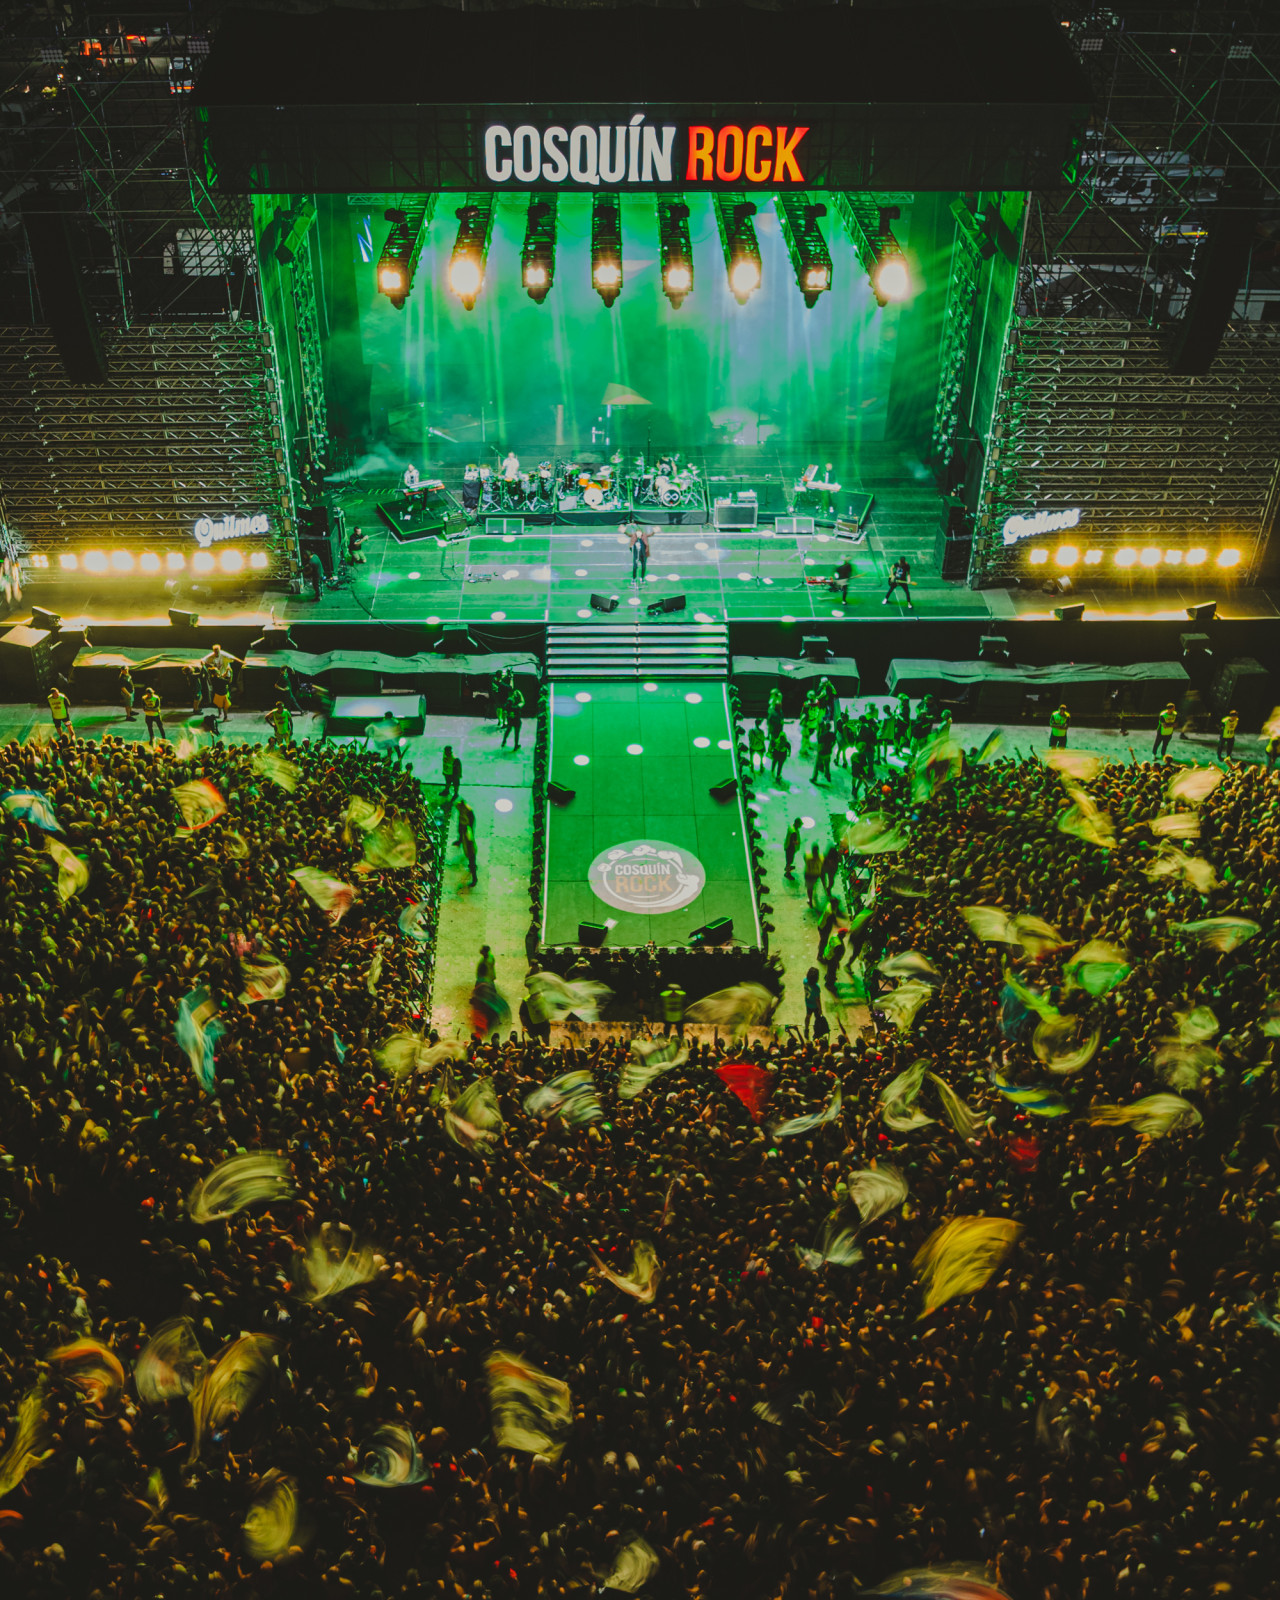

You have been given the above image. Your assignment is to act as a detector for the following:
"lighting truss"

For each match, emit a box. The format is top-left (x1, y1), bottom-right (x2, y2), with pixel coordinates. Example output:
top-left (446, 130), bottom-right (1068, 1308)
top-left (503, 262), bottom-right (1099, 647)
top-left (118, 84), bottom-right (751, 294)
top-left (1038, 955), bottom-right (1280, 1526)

top-left (657, 196), bottom-right (694, 308)
top-left (448, 193), bottom-right (495, 311)
top-left (776, 194), bottom-right (832, 308)
top-left (713, 194), bottom-right (761, 305)
top-left (521, 196), bottom-right (557, 303)
top-left (591, 194), bottom-right (623, 308)
top-left (831, 192), bottom-right (913, 306)
top-left (376, 197), bottom-right (436, 310)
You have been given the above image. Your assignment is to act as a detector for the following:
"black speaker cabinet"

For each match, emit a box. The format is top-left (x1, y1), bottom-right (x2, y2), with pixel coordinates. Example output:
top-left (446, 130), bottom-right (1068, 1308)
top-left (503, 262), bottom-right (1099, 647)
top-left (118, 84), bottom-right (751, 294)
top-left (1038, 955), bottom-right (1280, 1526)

top-left (168, 608), bottom-right (199, 628)
top-left (548, 782), bottom-right (575, 806)
top-left (0, 625), bottom-right (55, 699)
top-left (577, 921), bottom-right (607, 948)
top-left (703, 916), bottom-right (734, 945)
top-left (709, 777), bottom-right (738, 801)
top-left (437, 628), bottom-right (473, 655)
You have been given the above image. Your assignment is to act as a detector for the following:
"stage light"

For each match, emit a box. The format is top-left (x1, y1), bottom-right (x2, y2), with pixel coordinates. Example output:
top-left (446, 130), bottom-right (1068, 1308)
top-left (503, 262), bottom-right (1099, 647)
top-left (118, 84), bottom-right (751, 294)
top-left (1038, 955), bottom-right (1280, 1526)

top-left (875, 254), bottom-right (910, 302)
top-left (448, 195), bottom-right (494, 312)
top-left (1115, 548), bottom-right (1138, 568)
top-left (1084, 549), bottom-right (1103, 565)
top-left (59, 553), bottom-right (78, 570)
top-left (140, 551), bottom-right (160, 572)
top-left (84, 551), bottom-right (107, 573)
top-left (1028, 548), bottom-right (1049, 565)
top-left (777, 194), bottom-right (833, 309)
top-left (220, 549), bottom-right (244, 573)
top-left (249, 551), bottom-right (269, 570)
top-left (870, 204), bottom-right (910, 307)
top-left (714, 195), bottom-right (762, 305)
top-left (110, 550), bottom-right (134, 572)
top-left (167, 551), bottom-right (185, 571)
top-left (590, 194), bottom-right (623, 308)
top-left (520, 196), bottom-right (557, 304)
top-left (376, 198), bottom-right (436, 311)
top-left (1055, 545), bottom-right (1079, 567)
top-left (1140, 547), bottom-right (1161, 567)
top-left (1217, 547), bottom-right (1241, 568)
top-left (192, 551), bottom-right (214, 573)
top-left (1164, 550), bottom-right (1183, 566)
top-left (658, 197), bottom-right (694, 308)
top-left (1185, 547), bottom-right (1207, 565)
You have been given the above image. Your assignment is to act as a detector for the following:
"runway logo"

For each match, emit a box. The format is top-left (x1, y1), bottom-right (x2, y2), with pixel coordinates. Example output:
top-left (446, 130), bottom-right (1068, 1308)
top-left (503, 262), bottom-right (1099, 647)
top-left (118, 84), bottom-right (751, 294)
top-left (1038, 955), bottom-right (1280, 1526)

top-left (482, 118), bottom-right (807, 187)
top-left (1001, 507), bottom-right (1081, 546)
top-left (194, 513), bottom-right (270, 547)
top-left (589, 840), bottom-right (706, 915)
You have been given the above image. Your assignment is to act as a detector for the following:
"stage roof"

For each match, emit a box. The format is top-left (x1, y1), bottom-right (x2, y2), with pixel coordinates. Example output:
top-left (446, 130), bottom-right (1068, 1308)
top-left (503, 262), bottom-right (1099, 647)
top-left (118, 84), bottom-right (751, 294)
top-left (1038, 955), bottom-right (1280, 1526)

top-left (197, 3), bottom-right (1091, 194)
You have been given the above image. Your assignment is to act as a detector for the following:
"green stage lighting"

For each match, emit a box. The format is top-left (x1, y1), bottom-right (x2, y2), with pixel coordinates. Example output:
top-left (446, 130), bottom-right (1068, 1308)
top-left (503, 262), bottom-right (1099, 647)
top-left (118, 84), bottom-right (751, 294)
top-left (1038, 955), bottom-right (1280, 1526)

top-left (591, 194), bottom-right (623, 308)
top-left (776, 194), bottom-right (833, 309)
top-left (713, 195), bottom-right (761, 306)
top-left (448, 194), bottom-right (495, 311)
top-left (871, 204), bottom-right (910, 306)
top-left (657, 196), bottom-right (694, 309)
top-left (376, 198), bottom-right (436, 310)
top-left (521, 196), bottom-right (557, 304)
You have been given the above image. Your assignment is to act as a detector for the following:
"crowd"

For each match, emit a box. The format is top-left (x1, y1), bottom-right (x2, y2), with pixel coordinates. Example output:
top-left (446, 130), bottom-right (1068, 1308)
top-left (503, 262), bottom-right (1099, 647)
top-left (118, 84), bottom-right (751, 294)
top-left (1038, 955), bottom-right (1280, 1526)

top-left (0, 715), bottom-right (1278, 1600)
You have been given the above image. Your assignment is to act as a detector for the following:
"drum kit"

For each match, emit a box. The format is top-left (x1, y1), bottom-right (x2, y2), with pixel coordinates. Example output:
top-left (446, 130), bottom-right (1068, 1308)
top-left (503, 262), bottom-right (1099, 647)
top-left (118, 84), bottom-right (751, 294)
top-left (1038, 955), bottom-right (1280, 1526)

top-left (456, 448), bottom-right (706, 520)
top-left (631, 452), bottom-right (702, 508)
top-left (556, 456), bottom-right (624, 513)
top-left (462, 457), bottom-right (558, 515)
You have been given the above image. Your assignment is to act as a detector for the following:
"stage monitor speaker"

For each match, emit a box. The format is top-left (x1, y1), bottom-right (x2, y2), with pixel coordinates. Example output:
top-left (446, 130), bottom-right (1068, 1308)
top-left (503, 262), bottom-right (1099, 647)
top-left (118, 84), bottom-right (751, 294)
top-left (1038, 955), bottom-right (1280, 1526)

top-left (590, 593), bottom-right (619, 613)
top-left (650, 593), bottom-right (686, 615)
top-left (577, 921), bottom-right (607, 948)
top-left (801, 634), bottom-right (832, 662)
top-left (1186, 601), bottom-right (1217, 625)
top-left (1054, 602), bottom-right (1086, 623)
top-left (709, 777), bottom-right (738, 801)
top-left (704, 916), bottom-right (733, 945)
top-left (168, 608), bottom-right (199, 628)
top-left (30, 606), bottom-right (61, 633)
top-left (1180, 632), bottom-right (1211, 658)
top-left (775, 517), bottom-right (815, 536)
top-left (548, 782), bottom-right (575, 806)
top-left (1163, 192), bottom-right (1261, 375)
top-left (979, 634), bottom-right (1010, 662)
top-left (485, 517), bottom-right (524, 537)
top-left (0, 626), bottom-right (54, 699)
top-left (1042, 575), bottom-right (1073, 596)
top-left (255, 626), bottom-right (295, 653)
top-left (20, 196), bottom-right (109, 384)
top-left (437, 627), bottom-right (473, 655)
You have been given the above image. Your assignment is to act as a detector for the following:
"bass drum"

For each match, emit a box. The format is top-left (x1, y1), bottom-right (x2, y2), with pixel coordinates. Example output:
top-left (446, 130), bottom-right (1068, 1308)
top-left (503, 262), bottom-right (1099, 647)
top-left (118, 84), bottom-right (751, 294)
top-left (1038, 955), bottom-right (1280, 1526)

top-left (583, 485), bottom-right (605, 509)
top-left (655, 476), bottom-right (680, 507)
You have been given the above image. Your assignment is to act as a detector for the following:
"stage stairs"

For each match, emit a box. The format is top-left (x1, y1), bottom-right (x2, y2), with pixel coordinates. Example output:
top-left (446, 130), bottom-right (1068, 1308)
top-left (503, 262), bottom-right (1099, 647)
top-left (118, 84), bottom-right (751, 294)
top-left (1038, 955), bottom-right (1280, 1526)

top-left (545, 621), bottom-right (729, 681)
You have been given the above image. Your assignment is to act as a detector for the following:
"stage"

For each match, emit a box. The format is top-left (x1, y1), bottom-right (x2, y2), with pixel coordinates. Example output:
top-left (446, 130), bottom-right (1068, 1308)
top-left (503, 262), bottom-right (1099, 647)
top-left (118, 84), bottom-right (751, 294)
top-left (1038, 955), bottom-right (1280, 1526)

top-left (541, 680), bottom-right (761, 950)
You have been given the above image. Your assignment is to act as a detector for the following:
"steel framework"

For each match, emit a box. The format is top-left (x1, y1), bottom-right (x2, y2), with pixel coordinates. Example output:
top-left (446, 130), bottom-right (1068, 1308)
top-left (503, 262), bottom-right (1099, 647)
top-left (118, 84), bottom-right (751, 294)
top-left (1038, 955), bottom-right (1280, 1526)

top-left (930, 202), bottom-right (986, 471)
top-left (973, 318), bottom-right (1280, 582)
top-left (286, 231), bottom-right (328, 467)
top-left (0, 322), bottom-right (295, 566)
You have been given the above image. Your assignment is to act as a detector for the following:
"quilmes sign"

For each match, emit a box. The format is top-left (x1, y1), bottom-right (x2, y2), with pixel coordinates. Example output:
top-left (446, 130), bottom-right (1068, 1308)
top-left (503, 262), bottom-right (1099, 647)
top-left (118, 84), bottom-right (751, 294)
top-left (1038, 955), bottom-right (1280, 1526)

top-left (1001, 507), bottom-right (1082, 547)
top-left (482, 116), bottom-right (810, 188)
top-left (193, 512), bottom-right (270, 547)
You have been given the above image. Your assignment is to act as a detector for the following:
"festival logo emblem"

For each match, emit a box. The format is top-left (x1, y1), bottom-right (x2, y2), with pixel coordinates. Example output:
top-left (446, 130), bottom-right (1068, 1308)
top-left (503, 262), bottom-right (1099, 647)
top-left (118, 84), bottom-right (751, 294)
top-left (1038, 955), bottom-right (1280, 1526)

top-left (588, 839), bottom-right (706, 915)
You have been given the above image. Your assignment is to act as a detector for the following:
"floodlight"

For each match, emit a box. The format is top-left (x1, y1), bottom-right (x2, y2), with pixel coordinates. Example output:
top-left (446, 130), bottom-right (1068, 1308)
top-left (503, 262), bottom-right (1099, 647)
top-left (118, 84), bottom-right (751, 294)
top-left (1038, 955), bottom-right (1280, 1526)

top-left (1217, 547), bottom-right (1241, 568)
top-left (874, 253), bottom-right (910, 302)
top-left (110, 550), bottom-right (134, 571)
top-left (1054, 546), bottom-right (1079, 567)
top-left (714, 195), bottom-right (762, 305)
top-left (166, 551), bottom-right (186, 571)
top-left (376, 198), bottom-right (436, 311)
top-left (84, 551), bottom-right (107, 573)
top-left (59, 553), bottom-right (78, 570)
top-left (1028, 548), bottom-right (1049, 565)
top-left (1115, 548), bottom-right (1138, 568)
top-left (658, 197), bottom-right (694, 308)
top-left (249, 552), bottom-right (269, 570)
top-left (448, 195), bottom-right (494, 311)
top-left (521, 197), bottom-right (557, 304)
top-left (777, 194), bottom-right (833, 308)
top-left (1140, 547), bottom-right (1161, 566)
top-left (1185, 548), bottom-right (1207, 565)
top-left (591, 194), bottom-right (623, 308)
top-left (220, 549), bottom-right (244, 573)
top-left (140, 551), bottom-right (160, 572)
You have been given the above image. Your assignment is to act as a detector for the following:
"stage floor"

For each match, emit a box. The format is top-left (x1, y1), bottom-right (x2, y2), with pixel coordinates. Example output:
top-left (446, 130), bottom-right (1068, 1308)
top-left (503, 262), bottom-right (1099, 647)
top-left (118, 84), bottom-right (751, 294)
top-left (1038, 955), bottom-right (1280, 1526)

top-left (541, 680), bottom-right (761, 949)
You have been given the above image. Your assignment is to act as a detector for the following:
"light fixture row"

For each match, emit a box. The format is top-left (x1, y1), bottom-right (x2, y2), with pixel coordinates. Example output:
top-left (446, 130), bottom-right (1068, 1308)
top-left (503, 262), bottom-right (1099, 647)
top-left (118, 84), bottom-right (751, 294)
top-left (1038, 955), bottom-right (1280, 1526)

top-left (25, 549), bottom-right (269, 575)
top-left (1026, 545), bottom-right (1241, 569)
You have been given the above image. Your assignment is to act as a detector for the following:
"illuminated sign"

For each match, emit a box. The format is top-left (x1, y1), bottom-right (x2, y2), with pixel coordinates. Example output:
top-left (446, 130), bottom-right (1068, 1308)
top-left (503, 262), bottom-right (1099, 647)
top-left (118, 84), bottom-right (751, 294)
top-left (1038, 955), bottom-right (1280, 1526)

top-left (482, 118), bottom-right (808, 188)
top-left (589, 839), bottom-right (706, 914)
top-left (1002, 507), bottom-right (1081, 547)
top-left (194, 512), bottom-right (270, 547)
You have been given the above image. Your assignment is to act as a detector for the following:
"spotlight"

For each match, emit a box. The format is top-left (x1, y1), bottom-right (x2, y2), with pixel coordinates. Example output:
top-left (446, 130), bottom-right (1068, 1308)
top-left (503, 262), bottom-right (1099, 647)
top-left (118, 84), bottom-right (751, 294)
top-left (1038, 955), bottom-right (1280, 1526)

top-left (140, 551), bottom-right (160, 572)
top-left (658, 196), bottom-right (694, 309)
top-left (1164, 550), bottom-right (1183, 565)
top-left (192, 551), bottom-right (214, 573)
top-left (1083, 549), bottom-right (1103, 565)
top-left (1185, 547), bottom-right (1207, 565)
top-left (1217, 547), bottom-right (1241, 568)
top-left (714, 195), bottom-right (762, 305)
top-left (376, 198), bottom-right (435, 311)
top-left (110, 550), bottom-right (134, 572)
top-left (776, 194), bottom-right (832, 308)
top-left (521, 196), bottom-right (557, 304)
top-left (1115, 548), bottom-right (1138, 568)
top-left (219, 549), bottom-right (244, 573)
top-left (1028, 548), bottom-right (1049, 565)
top-left (591, 194), bottom-right (623, 308)
top-left (1054, 545), bottom-right (1079, 567)
top-left (1186, 601), bottom-right (1217, 624)
top-left (448, 195), bottom-right (494, 311)
top-left (249, 551), bottom-right (269, 570)
top-left (1140, 547), bottom-right (1161, 567)
top-left (84, 551), bottom-right (107, 573)
top-left (166, 551), bottom-right (186, 571)
top-left (831, 195), bottom-right (912, 309)
top-left (58, 553), bottom-right (78, 570)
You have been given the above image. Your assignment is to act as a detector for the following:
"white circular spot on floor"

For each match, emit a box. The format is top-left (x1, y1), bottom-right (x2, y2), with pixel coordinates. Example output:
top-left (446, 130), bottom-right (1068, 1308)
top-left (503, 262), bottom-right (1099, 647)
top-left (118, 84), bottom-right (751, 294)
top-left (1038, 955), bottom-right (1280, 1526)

top-left (627, 743), bottom-right (643, 755)
top-left (427, 615), bottom-right (441, 625)
top-left (575, 692), bottom-right (592, 703)
top-left (694, 612), bottom-right (713, 623)
top-left (628, 596), bottom-right (641, 606)
top-left (531, 566), bottom-right (551, 581)
top-left (646, 573), bottom-right (659, 581)
top-left (573, 754), bottom-right (590, 766)
top-left (581, 539), bottom-right (594, 547)
top-left (577, 608), bottom-right (592, 618)
top-left (816, 533), bottom-right (831, 542)
top-left (695, 541), bottom-right (709, 551)
top-left (718, 738), bottom-right (732, 749)
top-left (667, 572), bottom-right (680, 580)
top-left (643, 682), bottom-right (658, 691)
top-left (503, 568), bottom-right (519, 579)
top-left (803, 557), bottom-right (815, 566)
top-left (495, 798), bottom-right (514, 813)
top-left (782, 614), bottom-right (795, 622)
top-left (617, 533), bottom-right (629, 544)
top-left (685, 692), bottom-right (702, 704)
top-left (491, 610), bottom-right (506, 620)
top-left (408, 570), bottom-right (421, 579)
top-left (503, 534), bottom-right (516, 543)
top-left (801, 815), bottom-right (816, 828)
top-left (737, 571), bottom-right (751, 581)
top-left (693, 736), bottom-right (711, 748)
top-left (575, 568), bottom-right (589, 577)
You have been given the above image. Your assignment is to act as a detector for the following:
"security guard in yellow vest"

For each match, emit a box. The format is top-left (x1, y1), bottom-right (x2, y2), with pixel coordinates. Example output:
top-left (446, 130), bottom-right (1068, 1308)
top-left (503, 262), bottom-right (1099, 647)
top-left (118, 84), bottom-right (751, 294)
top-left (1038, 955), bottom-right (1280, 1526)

top-left (1216, 709), bottom-right (1239, 762)
top-left (47, 686), bottom-right (73, 743)
top-left (1153, 702), bottom-right (1178, 760)
top-left (140, 685), bottom-right (167, 742)
top-left (660, 981), bottom-right (686, 1039)
top-left (1048, 704), bottom-right (1070, 750)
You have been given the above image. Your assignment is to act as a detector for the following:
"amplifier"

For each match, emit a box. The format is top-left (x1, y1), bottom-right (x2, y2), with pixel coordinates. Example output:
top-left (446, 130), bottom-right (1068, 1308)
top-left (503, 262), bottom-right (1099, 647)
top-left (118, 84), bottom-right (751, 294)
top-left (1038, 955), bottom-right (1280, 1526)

top-left (0, 625), bottom-right (54, 700)
top-left (713, 497), bottom-right (758, 531)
